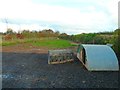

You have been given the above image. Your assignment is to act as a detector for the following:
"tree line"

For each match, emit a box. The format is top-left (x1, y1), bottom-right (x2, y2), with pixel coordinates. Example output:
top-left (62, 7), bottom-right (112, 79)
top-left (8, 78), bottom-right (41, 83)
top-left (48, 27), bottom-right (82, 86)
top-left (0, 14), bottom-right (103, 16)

top-left (2, 28), bottom-right (63, 40)
top-left (59, 29), bottom-right (120, 55)
top-left (1, 28), bottom-right (120, 55)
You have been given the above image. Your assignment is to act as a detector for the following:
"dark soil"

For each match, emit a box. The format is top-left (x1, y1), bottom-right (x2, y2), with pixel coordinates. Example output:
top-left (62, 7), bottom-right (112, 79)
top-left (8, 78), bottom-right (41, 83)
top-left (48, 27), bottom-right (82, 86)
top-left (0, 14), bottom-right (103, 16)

top-left (2, 51), bottom-right (119, 88)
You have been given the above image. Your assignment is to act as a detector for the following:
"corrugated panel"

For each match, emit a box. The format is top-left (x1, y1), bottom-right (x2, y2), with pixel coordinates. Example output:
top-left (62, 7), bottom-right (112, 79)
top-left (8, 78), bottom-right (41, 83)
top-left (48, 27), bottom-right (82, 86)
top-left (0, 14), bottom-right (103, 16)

top-left (77, 44), bottom-right (119, 71)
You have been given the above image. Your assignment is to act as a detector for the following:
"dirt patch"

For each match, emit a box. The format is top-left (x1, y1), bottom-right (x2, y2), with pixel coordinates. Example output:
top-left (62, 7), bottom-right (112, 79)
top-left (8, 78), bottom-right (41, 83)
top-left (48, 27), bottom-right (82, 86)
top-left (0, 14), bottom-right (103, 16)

top-left (2, 43), bottom-right (49, 54)
top-left (2, 43), bottom-right (77, 54)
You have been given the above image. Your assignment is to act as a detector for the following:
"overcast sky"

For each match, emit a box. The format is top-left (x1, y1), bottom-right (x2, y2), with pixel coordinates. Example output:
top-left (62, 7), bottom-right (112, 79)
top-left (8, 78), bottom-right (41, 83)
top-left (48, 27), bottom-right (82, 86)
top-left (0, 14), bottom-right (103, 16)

top-left (0, 0), bottom-right (119, 34)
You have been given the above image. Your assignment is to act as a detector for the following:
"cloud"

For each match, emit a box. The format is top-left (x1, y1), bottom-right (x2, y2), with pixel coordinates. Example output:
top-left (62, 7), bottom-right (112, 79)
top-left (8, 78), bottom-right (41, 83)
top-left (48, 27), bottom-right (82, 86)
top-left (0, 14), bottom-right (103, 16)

top-left (0, 0), bottom-right (119, 34)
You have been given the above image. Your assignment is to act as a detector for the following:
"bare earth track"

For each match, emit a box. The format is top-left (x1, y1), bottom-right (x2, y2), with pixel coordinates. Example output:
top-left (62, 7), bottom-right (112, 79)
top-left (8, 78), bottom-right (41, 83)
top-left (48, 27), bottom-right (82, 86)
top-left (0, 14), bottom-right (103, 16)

top-left (2, 44), bottom-right (119, 88)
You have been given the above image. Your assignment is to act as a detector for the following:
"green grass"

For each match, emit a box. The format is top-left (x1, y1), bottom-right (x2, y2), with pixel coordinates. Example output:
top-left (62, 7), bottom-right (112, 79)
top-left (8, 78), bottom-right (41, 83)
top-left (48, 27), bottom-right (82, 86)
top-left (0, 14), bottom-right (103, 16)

top-left (1, 38), bottom-right (76, 48)
top-left (1, 39), bottom-right (34, 46)
top-left (1, 41), bottom-right (17, 46)
top-left (32, 39), bottom-right (75, 48)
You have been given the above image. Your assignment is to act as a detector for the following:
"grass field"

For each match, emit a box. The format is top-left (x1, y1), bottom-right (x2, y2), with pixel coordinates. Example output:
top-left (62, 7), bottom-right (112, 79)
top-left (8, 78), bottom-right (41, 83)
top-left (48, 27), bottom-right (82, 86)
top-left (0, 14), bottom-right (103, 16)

top-left (1, 38), bottom-right (76, 49)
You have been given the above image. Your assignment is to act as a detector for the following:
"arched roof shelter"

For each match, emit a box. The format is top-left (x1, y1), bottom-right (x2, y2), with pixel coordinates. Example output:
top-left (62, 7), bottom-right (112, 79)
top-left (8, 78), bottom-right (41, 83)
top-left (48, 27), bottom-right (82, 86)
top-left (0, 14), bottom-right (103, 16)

top-left (77, 44), bottom-right (119, 71)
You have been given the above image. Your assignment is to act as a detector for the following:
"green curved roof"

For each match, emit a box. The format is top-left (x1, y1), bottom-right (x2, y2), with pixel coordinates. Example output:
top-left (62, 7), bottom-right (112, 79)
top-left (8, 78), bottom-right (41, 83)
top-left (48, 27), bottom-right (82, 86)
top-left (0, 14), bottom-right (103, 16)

top-left (77, 44), bottom-right (119, 71)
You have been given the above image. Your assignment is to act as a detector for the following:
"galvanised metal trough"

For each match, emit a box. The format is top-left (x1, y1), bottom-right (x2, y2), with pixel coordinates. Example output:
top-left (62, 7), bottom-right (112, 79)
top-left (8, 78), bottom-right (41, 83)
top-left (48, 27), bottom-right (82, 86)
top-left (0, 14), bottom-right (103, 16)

top-left (48, 49), bottom-right (74, 64)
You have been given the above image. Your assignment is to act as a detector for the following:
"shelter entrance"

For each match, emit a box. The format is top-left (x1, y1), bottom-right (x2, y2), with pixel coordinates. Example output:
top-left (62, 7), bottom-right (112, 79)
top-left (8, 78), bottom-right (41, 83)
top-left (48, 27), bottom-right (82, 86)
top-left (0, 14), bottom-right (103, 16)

top-left (80, 48), bottom-right (86, 64)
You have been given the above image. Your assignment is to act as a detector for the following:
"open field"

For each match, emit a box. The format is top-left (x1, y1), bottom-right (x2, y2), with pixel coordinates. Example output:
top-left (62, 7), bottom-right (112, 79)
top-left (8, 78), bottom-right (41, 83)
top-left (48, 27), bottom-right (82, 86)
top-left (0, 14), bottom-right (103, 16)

top-left (1, 38), bottom-right (76, 49)
top-left (1, 43), bottom-right (119, 88)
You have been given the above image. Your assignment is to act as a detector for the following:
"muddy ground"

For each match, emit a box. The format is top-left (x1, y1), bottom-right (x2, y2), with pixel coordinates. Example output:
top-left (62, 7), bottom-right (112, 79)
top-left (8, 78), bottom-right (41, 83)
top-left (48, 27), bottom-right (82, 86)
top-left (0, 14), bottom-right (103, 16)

top-left (2, 44), bottom-right (119, 88)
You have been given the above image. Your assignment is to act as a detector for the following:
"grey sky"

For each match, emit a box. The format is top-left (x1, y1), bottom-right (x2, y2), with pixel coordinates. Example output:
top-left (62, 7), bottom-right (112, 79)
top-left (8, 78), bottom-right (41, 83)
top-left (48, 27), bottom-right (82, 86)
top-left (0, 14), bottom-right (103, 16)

top-left (0, 0), bottom-right (119, 34)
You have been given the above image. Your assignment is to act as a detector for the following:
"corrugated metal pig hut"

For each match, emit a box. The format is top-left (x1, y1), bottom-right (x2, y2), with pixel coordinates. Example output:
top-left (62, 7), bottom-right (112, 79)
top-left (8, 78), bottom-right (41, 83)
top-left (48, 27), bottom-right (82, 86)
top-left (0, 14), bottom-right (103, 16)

top-left (77, 44), bottom-right (119, 71)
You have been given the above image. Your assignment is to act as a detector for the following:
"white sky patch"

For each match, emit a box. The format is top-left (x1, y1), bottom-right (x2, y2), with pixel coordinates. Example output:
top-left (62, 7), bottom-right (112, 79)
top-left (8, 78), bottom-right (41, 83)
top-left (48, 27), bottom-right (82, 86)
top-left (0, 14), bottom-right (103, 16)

top-left (0, 23), bottom-right (6, 32)
top-left (97, 0), bottom-right (118, 24)
top-left (0, 23), bottom-right (57, 33)
top-left (107, 0), bottom-right (118, 24)
top-left (0, 0), bottom-right (119, 34)
top-left (0, 0), bottom-right (80, 22)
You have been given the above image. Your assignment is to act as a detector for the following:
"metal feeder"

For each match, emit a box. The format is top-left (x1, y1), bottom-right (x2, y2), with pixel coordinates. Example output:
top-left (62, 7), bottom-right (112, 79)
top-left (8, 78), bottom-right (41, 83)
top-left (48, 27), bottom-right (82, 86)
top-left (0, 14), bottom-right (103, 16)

top-left (48, 49), bottom-right (74, 64)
